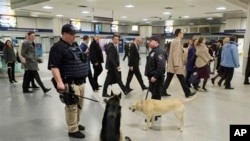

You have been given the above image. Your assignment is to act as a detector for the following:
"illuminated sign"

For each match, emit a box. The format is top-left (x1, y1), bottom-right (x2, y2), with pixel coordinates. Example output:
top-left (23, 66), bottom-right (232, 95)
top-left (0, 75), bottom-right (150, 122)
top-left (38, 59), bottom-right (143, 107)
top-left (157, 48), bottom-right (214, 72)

top-left (0, 15), bottom-right (17, 27)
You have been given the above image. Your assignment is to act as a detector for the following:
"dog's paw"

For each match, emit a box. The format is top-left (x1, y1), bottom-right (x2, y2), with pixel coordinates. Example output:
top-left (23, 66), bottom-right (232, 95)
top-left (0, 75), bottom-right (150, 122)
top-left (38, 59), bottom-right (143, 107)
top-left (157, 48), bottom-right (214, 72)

top-left (143, 127), bottom-right (148, 131)
top-left (178, 128), bottom-right (183, 132)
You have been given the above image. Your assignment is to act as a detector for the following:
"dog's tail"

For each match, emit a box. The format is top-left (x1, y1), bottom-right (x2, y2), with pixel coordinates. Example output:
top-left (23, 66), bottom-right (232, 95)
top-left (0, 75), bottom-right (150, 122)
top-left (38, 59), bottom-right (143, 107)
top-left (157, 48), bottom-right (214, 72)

top-left (183, 93), bottom-right (198, 103)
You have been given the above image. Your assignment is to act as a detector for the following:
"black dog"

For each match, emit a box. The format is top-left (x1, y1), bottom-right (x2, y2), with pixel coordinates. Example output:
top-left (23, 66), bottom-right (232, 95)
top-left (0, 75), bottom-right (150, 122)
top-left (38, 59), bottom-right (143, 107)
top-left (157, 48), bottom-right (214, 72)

top-left (100, 91), bottom-right (122, 141)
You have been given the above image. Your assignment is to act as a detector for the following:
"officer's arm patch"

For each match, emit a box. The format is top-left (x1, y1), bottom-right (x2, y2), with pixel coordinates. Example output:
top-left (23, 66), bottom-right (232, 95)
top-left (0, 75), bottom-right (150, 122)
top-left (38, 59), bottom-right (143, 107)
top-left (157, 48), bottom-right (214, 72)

top-left (158, 54), bottom-right (163, 60)
top-left (150, 52), bottom-right (155, 57)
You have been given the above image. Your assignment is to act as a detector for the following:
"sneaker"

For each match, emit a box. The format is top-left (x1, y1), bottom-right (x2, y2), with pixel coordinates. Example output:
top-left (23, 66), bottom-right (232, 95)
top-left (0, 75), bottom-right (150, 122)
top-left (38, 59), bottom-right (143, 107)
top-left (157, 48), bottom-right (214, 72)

top-left (78, 124), bottom-right (85, 131)
top-left (68, 131), bottom-right (85, 138)
top-left (124, 88), bottom-right (133, 95)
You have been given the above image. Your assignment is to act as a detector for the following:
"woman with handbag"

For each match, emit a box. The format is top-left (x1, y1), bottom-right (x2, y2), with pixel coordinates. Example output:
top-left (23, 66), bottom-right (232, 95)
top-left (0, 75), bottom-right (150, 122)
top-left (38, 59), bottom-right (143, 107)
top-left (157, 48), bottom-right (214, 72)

top-left (3, 40), bottom-right (17, 83)
top-left (195, 37), bottom-right (213, 91)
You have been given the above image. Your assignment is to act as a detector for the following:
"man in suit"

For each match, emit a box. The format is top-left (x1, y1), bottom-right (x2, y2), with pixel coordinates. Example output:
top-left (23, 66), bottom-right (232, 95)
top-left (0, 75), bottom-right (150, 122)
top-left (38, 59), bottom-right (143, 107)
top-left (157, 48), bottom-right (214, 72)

top-left (102, 35), bottom-right (132, 97)
top-left (89, 35), bottom-right (103, 87)
top-left (125, 37), bottom-right (147, 91)
top-left (162, 29), bottom-right (195, 98)
top-left (21, 31), bottom-right (51, 93)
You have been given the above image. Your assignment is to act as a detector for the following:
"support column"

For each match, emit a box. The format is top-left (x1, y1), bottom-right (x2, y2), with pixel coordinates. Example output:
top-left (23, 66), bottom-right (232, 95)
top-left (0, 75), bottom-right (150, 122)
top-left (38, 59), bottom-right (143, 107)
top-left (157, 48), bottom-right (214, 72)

top-left (52, 17), bottom-right (63, 37)
top-left (242, 1), bottom-right (250, 75)
top-left (139, 26), bottom-right (152, 38)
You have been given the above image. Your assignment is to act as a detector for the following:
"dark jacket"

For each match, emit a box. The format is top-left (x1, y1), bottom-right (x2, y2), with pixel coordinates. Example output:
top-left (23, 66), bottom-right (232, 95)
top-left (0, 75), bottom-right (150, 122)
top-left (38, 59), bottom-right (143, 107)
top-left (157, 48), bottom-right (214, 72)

top-left (3, 45), bottom-right (16, 63)
top-left (145, 46), bottom-right (166, 79)
top-left (105, 43), bottom-right (119, 71)
top-left (128, 43), bottom-right (140, 67)
top-left (186, 45), bottom-right (196, 72)
top-left (89, 40), bottom-right (103, 64)
top-left (21, 40), bottom-right (38, 70)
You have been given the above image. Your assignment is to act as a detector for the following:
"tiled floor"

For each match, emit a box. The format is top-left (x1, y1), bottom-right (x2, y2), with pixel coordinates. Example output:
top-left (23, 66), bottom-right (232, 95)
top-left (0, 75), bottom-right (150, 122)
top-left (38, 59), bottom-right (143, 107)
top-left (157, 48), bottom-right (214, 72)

top-left (0, 53), bottom-right (249, 141)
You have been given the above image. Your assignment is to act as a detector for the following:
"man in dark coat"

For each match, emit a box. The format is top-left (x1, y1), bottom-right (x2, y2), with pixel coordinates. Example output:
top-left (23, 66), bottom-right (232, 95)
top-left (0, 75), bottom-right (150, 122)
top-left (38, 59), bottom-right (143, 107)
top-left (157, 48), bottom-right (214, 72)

top-left (125, 37), bottom-right (147, 91)
top-left (102, 35), bottom-right (132, 97)
top-left (89, 35), bottom-right (104, 87)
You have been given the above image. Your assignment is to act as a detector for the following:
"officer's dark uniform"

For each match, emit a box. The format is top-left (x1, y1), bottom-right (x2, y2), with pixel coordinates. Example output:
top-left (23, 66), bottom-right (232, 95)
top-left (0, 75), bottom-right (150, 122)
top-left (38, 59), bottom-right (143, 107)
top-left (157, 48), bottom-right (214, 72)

top-left (145, 46), bottom-right (166, 100)
top-left (48, 38), bottom-right (88, 134)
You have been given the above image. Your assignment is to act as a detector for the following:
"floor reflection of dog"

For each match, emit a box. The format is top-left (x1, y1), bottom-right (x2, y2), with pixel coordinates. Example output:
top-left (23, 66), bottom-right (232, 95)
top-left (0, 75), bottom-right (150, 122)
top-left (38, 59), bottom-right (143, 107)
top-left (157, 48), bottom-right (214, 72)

top-left (129, 95), bottom-right (197, 131)
top-left (100, 91), bottom-right (123, 141)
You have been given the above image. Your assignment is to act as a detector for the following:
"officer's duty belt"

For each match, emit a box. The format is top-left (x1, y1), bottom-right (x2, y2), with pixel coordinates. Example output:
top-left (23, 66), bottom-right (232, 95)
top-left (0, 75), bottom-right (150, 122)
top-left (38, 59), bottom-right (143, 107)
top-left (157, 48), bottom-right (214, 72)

top-left (63, 78), bottom-right (85, 85)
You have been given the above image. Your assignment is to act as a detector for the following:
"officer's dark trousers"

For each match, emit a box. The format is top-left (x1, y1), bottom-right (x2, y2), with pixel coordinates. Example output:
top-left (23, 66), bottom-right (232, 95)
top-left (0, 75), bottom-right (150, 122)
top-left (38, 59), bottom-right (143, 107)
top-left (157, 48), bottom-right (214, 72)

top-left (102, 70), bottom-right (127, 95)
top-left (220, 67), bottom-right (234, 88)
top-left (93, 64), bottom-right (103, 85)
top-left (126, 66), bottom-right (145, 89)
top-left (163, 72), bottom-right (191, 97)
top-left (149, 77), bottom-right (164, 100)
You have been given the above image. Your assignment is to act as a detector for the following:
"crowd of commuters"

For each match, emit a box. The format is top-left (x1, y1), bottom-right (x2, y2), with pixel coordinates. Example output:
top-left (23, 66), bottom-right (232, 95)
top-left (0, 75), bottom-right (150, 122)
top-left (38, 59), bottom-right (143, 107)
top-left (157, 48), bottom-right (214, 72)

top-left (1, 25), bottom-right (250, 139)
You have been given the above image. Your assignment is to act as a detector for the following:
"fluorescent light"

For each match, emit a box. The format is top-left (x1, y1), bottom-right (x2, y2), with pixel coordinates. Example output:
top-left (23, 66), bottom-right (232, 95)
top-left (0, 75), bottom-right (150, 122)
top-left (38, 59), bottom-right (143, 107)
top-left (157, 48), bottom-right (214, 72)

top-left (163, 12), bottom-right (171, 15)
top-left (43, 6), bottom-right (53, 9)
top-left (56, 14), bottom-right (63, 17)
top-left (81, 11), bottom-right (90, 14)
top-left (125, 5), bottom-right (135, 8)
top-left (145, 21), bottom-right (151, 24)
top-left (143, 18), bottom-right (148, 21)
top-left (207, 17), bottom-right (213, 20)
top-left (216, 7), bottom-right (226, 10)
top-left (121, 16), bottom-right (127, 19)
top-left (132, 25), bottom-right (138, 31)
top-left (182, 16), bottom-right (190, 18)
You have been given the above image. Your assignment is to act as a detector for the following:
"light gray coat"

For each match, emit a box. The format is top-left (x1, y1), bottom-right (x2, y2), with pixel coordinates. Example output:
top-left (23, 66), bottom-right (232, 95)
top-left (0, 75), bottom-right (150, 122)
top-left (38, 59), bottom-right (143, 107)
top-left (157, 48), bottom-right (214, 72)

top-left (21, 40), bottom-right (38, 70)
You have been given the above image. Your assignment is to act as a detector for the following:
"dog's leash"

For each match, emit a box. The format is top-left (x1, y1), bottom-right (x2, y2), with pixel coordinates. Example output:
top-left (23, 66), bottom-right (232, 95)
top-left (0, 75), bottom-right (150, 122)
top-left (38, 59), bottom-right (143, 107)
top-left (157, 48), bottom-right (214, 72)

top-left (145, 89), bottom-right (149, 100)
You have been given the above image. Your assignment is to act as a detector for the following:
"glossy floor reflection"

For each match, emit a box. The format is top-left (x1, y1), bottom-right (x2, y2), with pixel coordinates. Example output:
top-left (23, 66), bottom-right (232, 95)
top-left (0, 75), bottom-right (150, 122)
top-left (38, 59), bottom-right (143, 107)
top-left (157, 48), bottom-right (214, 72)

top-left (0, 53), bottom-right (249, 141)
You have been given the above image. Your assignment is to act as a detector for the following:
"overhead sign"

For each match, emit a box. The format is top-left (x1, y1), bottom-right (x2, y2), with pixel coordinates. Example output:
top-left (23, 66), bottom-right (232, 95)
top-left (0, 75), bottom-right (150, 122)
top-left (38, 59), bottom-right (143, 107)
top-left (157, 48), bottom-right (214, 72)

top-left (224, 29), bottom-right (245, 33)
top-left (93, 16), bottom-right (113, 22)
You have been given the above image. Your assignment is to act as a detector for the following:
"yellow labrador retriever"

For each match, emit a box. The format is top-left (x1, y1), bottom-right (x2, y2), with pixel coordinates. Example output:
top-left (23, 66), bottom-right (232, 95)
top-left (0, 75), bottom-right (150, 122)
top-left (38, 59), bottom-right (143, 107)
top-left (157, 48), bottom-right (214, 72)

top-left (129, 95), bottom-right (197, 131)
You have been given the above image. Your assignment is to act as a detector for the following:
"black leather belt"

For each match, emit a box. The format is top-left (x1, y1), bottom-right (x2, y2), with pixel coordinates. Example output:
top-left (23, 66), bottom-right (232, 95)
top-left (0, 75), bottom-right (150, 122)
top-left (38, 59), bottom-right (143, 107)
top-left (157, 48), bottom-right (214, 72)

top-left (63, 78), bottom-right (86, 85)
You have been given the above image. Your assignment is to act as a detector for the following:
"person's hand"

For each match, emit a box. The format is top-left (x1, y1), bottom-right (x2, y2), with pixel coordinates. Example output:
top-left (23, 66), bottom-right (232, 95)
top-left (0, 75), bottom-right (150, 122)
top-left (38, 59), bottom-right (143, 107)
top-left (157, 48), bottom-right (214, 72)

top-left (95, 62), bottom-right (99, 66)
top-left (57, 82), bottom-right (65, 91)
top-left (150, 77), bottom-right (157, 83)
top-left (129, 66), bottom-right (133, 71)
top-left (117, 66), bottom-right (121, 70)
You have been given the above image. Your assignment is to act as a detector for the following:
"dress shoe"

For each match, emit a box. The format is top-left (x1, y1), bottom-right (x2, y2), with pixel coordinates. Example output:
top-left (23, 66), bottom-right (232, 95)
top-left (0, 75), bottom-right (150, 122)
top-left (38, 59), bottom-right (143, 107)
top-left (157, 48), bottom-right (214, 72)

top-left (23, 90), bottom-right (33, 93)
top-left (102, 94), bottom-right (111, 97)
top-left (12, 80), bottom-right (18, 83)
top-left (78, 124), bottom-right (85, 131)
top-left (201, 88), bottom-right (208, 92)
top-left (68, 131), bottom-right (85, 138)
top-left (161, 92), bottom-right (171, 97)
top-left (244, 82), bottom-right (250, 85)
top-left (124, 88), bottom-right (133, 95)
top-left (186, 91), bottom-right (196, 98)
top-left (142, 86), bottom-right (148, 90)
top-left (225, 87), bottom-right (234, 90)
top-left (29, 86), bottom-right (40, 89)
top-left (43, 88), bottom-right (51, 93)
top-left (218, 81), bottom-right (222, 87)
top-left (211, 78), bottom-right (215, 85)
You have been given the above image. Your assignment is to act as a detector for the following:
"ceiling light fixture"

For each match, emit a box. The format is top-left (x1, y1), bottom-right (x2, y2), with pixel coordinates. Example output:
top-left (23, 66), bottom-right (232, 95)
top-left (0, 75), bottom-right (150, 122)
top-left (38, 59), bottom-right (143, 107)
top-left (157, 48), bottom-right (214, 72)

top-left (216, 7), bottom-right (226, 10)
top-left (163, 12), bottom-right (171, 15)
top-left (143, 18), bottom-right (148, 21)
top-left (81, 11), bottom-right (90, 14)
top-left (182, 15), bottom-right (190, 18)
top-left (207, 17), bottom-right (213, 20)
top-left (56, 14), bottom-right (63, 17)
top-left (121, 16), bottom-right (127, 19)
top-left (42, 6), bottom-right (53, 9)
top-left (125, 5), bottom-right (135, 8)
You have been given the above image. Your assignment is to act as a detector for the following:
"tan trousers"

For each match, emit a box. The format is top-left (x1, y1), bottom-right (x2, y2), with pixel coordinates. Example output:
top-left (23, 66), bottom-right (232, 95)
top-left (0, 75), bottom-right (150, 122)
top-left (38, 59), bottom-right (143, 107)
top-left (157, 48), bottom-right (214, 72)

top-left (64, 83), bottom-right (85, 133)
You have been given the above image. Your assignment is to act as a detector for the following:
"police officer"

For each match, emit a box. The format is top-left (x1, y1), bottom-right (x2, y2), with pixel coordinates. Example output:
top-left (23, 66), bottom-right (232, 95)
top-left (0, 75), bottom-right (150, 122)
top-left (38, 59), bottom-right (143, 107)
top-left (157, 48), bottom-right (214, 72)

top-left (145, 36), bottom-right (166, 100)
top-left (48, 24), bottom-right (88, 138)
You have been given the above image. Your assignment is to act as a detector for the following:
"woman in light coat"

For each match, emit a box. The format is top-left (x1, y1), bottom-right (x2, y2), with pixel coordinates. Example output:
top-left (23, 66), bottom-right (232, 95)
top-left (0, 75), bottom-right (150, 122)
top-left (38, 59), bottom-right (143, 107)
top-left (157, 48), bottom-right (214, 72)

top-left (195, 37), bottom-right (213, 91)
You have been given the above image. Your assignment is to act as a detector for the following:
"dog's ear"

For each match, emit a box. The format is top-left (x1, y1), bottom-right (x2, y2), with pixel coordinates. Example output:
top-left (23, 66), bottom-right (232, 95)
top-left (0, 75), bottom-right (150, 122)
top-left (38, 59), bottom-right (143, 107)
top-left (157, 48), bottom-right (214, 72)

top-left (118, 92), bottom-right (122, 99)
